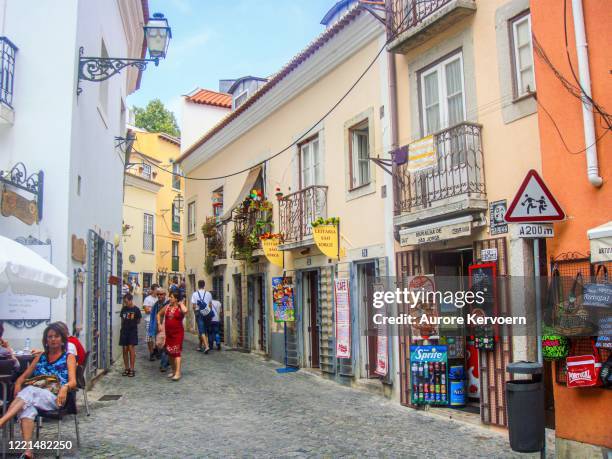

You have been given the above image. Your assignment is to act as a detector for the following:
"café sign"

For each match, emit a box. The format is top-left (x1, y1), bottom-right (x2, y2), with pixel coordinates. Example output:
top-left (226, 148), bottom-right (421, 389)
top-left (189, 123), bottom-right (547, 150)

top-left (400, 219), bottom-right (471, 246)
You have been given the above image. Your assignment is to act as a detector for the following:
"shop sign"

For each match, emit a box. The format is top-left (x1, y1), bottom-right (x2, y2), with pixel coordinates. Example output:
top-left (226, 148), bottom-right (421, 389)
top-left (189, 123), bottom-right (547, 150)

top-left (481, 248), bottom-right (498, 262)
top-left (517, 223), bottom-right (554, 238)
top-left (1, 188), bottom-right (38, 225)
top-left (590, 237), bottom-right (612, 263)
top-left (407, 135), bottom-right (436, 172)
top-left (261, 236), bottom-right (283, 268)
top-left (583, 283), bottom-right (612, 308)
top-left (373, 282), bottom-right (388, 376)
top-left (272, 277), bottom-right (295, 322)
top-left (489, 200), bottom-right (508, 235)
top-left (71, 235), bottom-right (86, 263)
top-left (334, 279), bottom-right (351, 359)
top-left (313, 224), bottom-right (339, 259)
top-left (400, 221), bottom-right (471, 246)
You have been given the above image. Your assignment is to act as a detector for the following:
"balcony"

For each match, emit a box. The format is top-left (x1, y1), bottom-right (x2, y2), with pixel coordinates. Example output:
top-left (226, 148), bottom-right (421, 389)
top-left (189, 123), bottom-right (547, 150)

top-left (171, 256), bottom-right (179, 272)
top-left (0, 37), bottom-right (17, 125)
top-left (387, 0), bottom-right (476, 54)
top-left (204, 219), bottom-right (227, 261)
top-left (279, 185), bottom-right (328, 249)
top-left (231, 207), bottom-right (273, 260)
top-left (393, 122), bottom-right (487, 227)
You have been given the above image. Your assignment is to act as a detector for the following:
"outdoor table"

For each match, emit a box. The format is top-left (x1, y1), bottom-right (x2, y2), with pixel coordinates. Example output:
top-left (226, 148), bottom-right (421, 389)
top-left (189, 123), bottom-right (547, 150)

top-left (15, 354), bottom-right (34, 375)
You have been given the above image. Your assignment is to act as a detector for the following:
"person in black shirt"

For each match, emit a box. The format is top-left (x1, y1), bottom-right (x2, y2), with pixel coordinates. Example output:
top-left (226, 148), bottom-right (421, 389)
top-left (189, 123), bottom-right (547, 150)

top-left (119, 293), bottom-right (142, 377)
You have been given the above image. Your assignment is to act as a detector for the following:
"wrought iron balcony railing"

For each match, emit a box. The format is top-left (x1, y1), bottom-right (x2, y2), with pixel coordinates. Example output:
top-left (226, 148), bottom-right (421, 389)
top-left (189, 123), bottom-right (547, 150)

top-left (0, 37), bottom-right (17, 108)
top-left (231, 207), bottom-right (273, 259)
top-left (205, 222), bottom-right (227, 260)
top-left (279, 185), bottom-right (328, 244)
top-left (393, 122), bottom-right (485, 215)
top-left (390, 0), bottom-right (453, 36)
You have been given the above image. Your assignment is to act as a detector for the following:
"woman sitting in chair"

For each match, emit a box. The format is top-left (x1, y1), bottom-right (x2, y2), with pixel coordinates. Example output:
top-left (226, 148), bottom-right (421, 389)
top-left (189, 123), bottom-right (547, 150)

top-left (0, 323), bottom-right (76, 459)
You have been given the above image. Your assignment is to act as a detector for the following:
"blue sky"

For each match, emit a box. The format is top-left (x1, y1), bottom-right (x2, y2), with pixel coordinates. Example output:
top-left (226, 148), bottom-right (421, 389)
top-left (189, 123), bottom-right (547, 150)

top-left (128, 0), bottom-right (335, 127)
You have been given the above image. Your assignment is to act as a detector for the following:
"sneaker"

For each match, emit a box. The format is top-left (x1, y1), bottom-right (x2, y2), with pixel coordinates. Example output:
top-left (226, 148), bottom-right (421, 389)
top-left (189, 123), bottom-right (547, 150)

top-left (204, 348), bottom-right (210, 354)
top-left (196, 347), bottom-right (204, 352)
top-left (149, 354), bottom-right (155, 361)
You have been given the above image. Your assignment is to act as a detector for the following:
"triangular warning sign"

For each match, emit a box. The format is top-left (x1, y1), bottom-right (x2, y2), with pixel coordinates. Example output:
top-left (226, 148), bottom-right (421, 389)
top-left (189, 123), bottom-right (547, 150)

top-left (505, 170), bottom-right (565, 222)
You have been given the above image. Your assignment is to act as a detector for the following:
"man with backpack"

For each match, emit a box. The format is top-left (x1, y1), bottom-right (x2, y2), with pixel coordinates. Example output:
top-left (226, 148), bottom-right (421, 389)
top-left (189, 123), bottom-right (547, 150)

top-left (191, 280), bottom-right (213, 354)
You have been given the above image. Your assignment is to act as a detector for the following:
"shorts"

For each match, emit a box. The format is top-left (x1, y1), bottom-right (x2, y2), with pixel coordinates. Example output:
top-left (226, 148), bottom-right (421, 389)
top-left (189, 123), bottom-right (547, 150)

top-left (119, 328), bottom-right (138, 346)
top-left (196, 314), bottom-right (207, 336)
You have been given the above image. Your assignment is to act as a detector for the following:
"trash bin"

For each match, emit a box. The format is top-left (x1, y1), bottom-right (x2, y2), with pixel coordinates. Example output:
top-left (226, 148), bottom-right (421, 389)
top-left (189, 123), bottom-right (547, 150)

top-left (506, 361), bottom-right (544, 453)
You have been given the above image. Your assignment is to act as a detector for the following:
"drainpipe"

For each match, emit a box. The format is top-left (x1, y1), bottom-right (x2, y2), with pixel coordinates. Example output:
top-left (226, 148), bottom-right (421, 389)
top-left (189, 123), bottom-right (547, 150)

top-left (386, 0), bottom-right (399, 247)
top-left (571, 0), bottom-right (602, 187)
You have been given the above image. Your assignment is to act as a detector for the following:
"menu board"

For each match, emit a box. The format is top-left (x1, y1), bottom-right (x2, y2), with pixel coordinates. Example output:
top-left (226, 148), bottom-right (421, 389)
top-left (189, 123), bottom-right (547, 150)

top-left (334, 279), bottom-right (350, 359)
top-left (272, 277), bottom-right (295, 322)
top-left (468, 262), bottom-right (497, 341)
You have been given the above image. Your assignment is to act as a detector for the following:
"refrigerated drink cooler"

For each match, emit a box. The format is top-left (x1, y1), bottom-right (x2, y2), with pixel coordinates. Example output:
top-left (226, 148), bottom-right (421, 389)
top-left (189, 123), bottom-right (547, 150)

top-left (409, 345), bottom-right (448, 405)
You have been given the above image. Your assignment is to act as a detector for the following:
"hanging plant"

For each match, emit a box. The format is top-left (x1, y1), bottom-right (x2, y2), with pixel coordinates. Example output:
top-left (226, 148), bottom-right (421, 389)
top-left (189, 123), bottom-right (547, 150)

top-left (311, 217), bottom-right (340, 227)
top-left (204, 255), bottom-right (215, 275)
top-left (201, 218), bottom-right (217, 238)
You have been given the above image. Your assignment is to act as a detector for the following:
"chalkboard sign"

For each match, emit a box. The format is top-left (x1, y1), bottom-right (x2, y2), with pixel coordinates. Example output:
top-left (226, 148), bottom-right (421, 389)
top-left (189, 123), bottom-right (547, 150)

top-left (583, 283), bottom-right (612, 308)
top-left (468, 262), bottom-right (498, 341)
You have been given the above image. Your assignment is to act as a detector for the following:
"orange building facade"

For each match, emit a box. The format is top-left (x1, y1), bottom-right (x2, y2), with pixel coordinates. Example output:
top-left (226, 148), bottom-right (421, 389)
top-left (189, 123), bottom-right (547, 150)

top-left (531, 0), bottom-right (611, 456)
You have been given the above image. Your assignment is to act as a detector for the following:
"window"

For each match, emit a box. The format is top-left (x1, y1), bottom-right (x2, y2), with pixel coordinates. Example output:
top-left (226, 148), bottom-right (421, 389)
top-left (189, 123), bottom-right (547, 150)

top-left (172, 241), bottom-right (179, 272)
top-left (212, 188), bottom-right (223, 221)
top-left (511, 13), bottom-right (535, 97)
top-left (172, 163), bottom-right (181, 190)
top-left (299, 136), bottom-right (322, 188)
top-left (187, 201), bottom-right (196, 236)
top-left (349, 121), bottom-right (370, 189)
top-left (233, 90), bottom-right (248, 109)
top-left (141, 163), bottom-right (152, 180)
top-left (172, 202), bottom-right (180, 233)
top-left (420, 53), bottom-right (466, 135)
top-left (143, 213), bottom-right (154, 251)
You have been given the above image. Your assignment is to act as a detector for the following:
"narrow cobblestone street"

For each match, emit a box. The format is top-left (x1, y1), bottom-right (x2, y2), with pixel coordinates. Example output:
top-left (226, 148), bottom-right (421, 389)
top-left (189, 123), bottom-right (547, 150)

top-left (18, 330), bottom-right (555, 458)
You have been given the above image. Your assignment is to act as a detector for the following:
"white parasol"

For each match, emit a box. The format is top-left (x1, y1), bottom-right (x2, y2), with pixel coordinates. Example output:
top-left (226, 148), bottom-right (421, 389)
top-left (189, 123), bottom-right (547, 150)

top-left (0, 235), bottom-right (68, 298)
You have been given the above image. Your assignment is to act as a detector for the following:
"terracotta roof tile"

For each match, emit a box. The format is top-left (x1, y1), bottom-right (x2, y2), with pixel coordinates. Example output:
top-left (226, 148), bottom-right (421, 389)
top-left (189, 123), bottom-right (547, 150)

top-left (186, 89), bottom-right (232, 108)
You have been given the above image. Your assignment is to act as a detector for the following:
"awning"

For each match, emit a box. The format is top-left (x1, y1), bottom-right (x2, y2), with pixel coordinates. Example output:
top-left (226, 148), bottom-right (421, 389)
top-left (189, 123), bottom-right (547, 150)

top-left (0, 235), bottom-right (68, 298)
top-left (588, 221), bottom-right (612, 262)
top-left (220, 165), bottom-right (263, 222)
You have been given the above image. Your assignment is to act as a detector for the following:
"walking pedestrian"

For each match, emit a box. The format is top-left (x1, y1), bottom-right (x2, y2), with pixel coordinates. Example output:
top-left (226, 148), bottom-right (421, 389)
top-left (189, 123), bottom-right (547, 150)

top-left (157, 290), bottom-right (187, 381)
top-left (169, 276), bottom-right (180, 296)
top-left (209, 294), bottom-right (222, 351)
top-left (119, 293), bottom-right (141, 377)
top-left (191, 280), bottom-right (212, 353)
top-left (143, 284), bottom-right (159, 361)
top-left (149, 288), bottom-right (170, 372)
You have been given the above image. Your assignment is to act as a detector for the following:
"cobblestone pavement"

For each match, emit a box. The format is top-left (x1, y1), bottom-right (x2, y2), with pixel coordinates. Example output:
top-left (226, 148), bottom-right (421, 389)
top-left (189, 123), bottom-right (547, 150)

top-left (22, 329), bottom-right (553, 458)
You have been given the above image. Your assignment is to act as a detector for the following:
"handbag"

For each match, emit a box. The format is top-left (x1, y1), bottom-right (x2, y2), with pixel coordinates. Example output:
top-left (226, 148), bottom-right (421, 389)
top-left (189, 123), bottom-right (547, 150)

top-left (23, 374), bottom-right (62, 396)
top-left (553, 271), bottom-right (595, 336)
top-left (155, 330), bottom-right (166, 350)
top-left (566, 340), bottom-right (602, 388)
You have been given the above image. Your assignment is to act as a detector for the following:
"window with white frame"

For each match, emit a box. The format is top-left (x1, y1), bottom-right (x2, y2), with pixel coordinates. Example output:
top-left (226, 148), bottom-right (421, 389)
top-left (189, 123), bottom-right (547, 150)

top-left (511, 13), bottom-right (535, 97)
top-left (420, 52), bottom-right (466, 136)
top-left (349, 121), bottom-right (371, 189)
top-left (233, 90), bottom-right (248, 109)
top-left (187, 201), bottom-right (196, 236)
top-left (141, 163), bottom-right (152, 180)
top-left (143, 213), bottom-right (154, 251)
top-left (172, 163), bottom-right (181, 190)
top-left (299, 136), bottom-right (322, 188)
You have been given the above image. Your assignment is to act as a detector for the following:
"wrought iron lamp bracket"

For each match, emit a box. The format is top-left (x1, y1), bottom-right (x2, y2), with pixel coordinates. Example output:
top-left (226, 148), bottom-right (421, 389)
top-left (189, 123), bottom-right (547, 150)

top-left (77, 47), bottom-right (159, 95)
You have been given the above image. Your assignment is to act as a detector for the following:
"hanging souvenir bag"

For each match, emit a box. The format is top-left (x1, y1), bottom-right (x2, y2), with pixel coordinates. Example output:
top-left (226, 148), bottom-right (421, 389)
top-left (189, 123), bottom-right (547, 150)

top-left (554, 272), bottom-right (595, 336)
top-left (566, 340), bottom-right (602, 388)
top-left (542, 269), bottom-right (570, 359)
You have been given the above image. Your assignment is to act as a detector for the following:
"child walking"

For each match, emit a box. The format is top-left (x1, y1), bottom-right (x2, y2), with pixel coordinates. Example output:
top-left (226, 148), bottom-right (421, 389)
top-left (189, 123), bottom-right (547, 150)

top-left (120, 293), bottom-right (142, 377)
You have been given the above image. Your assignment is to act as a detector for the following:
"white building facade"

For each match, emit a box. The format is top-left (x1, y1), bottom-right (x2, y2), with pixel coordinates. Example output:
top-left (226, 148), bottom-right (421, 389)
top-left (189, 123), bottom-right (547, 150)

top-left (0, 0), bottom-right (149, 377)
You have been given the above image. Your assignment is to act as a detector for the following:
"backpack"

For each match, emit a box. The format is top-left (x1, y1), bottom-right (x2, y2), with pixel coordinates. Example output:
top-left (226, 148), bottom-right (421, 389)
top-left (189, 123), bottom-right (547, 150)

top-left (196, 291), bottom-right (213, 318)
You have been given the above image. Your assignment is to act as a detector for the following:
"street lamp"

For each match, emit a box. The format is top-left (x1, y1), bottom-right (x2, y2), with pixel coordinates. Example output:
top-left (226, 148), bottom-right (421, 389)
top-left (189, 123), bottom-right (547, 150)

top-left (77, 12), bottom-right (172, 95)
top-left (173, 193), bottom-right (184, 213)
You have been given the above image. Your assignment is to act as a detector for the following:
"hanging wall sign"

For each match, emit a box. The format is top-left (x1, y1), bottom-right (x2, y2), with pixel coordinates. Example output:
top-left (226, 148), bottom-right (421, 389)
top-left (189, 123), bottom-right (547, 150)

top-left (272, 277), bottom-right (295, 322)
top-left (313, 224), bottom-right (339, 259)
top-left (71, 235), bottom-right (86, 263)
top-left (1, 188), bottom-right (38, 225)
top-left (334, 279), bottom-right (351, 359)
top-left (261, 236), bottom-right (284, 268)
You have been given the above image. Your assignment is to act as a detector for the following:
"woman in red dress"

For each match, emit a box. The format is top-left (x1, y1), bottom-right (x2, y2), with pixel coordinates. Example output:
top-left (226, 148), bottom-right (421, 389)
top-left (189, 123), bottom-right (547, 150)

top-left (157, 291), bottom-right (187, 381)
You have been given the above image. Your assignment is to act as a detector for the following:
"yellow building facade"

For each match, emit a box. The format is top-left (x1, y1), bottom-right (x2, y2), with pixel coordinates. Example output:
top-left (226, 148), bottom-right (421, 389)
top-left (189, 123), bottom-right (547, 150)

top-left (126, 129), bottom-right (184, 291)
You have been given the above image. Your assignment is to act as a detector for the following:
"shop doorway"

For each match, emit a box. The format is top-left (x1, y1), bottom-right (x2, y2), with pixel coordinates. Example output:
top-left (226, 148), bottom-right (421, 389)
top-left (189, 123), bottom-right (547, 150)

top-left (357, 262), bottom-right (377, 378)
top-left (247, 274), bottom-right (266, 352)
top-left (430, 249), bottom-right (479, 413)
top-left (301, 270), bottom-right (320, 368)
top-left (233, 274), bottom-right (244, 349)
top-left (212, 275), bottom-right (225, 343)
